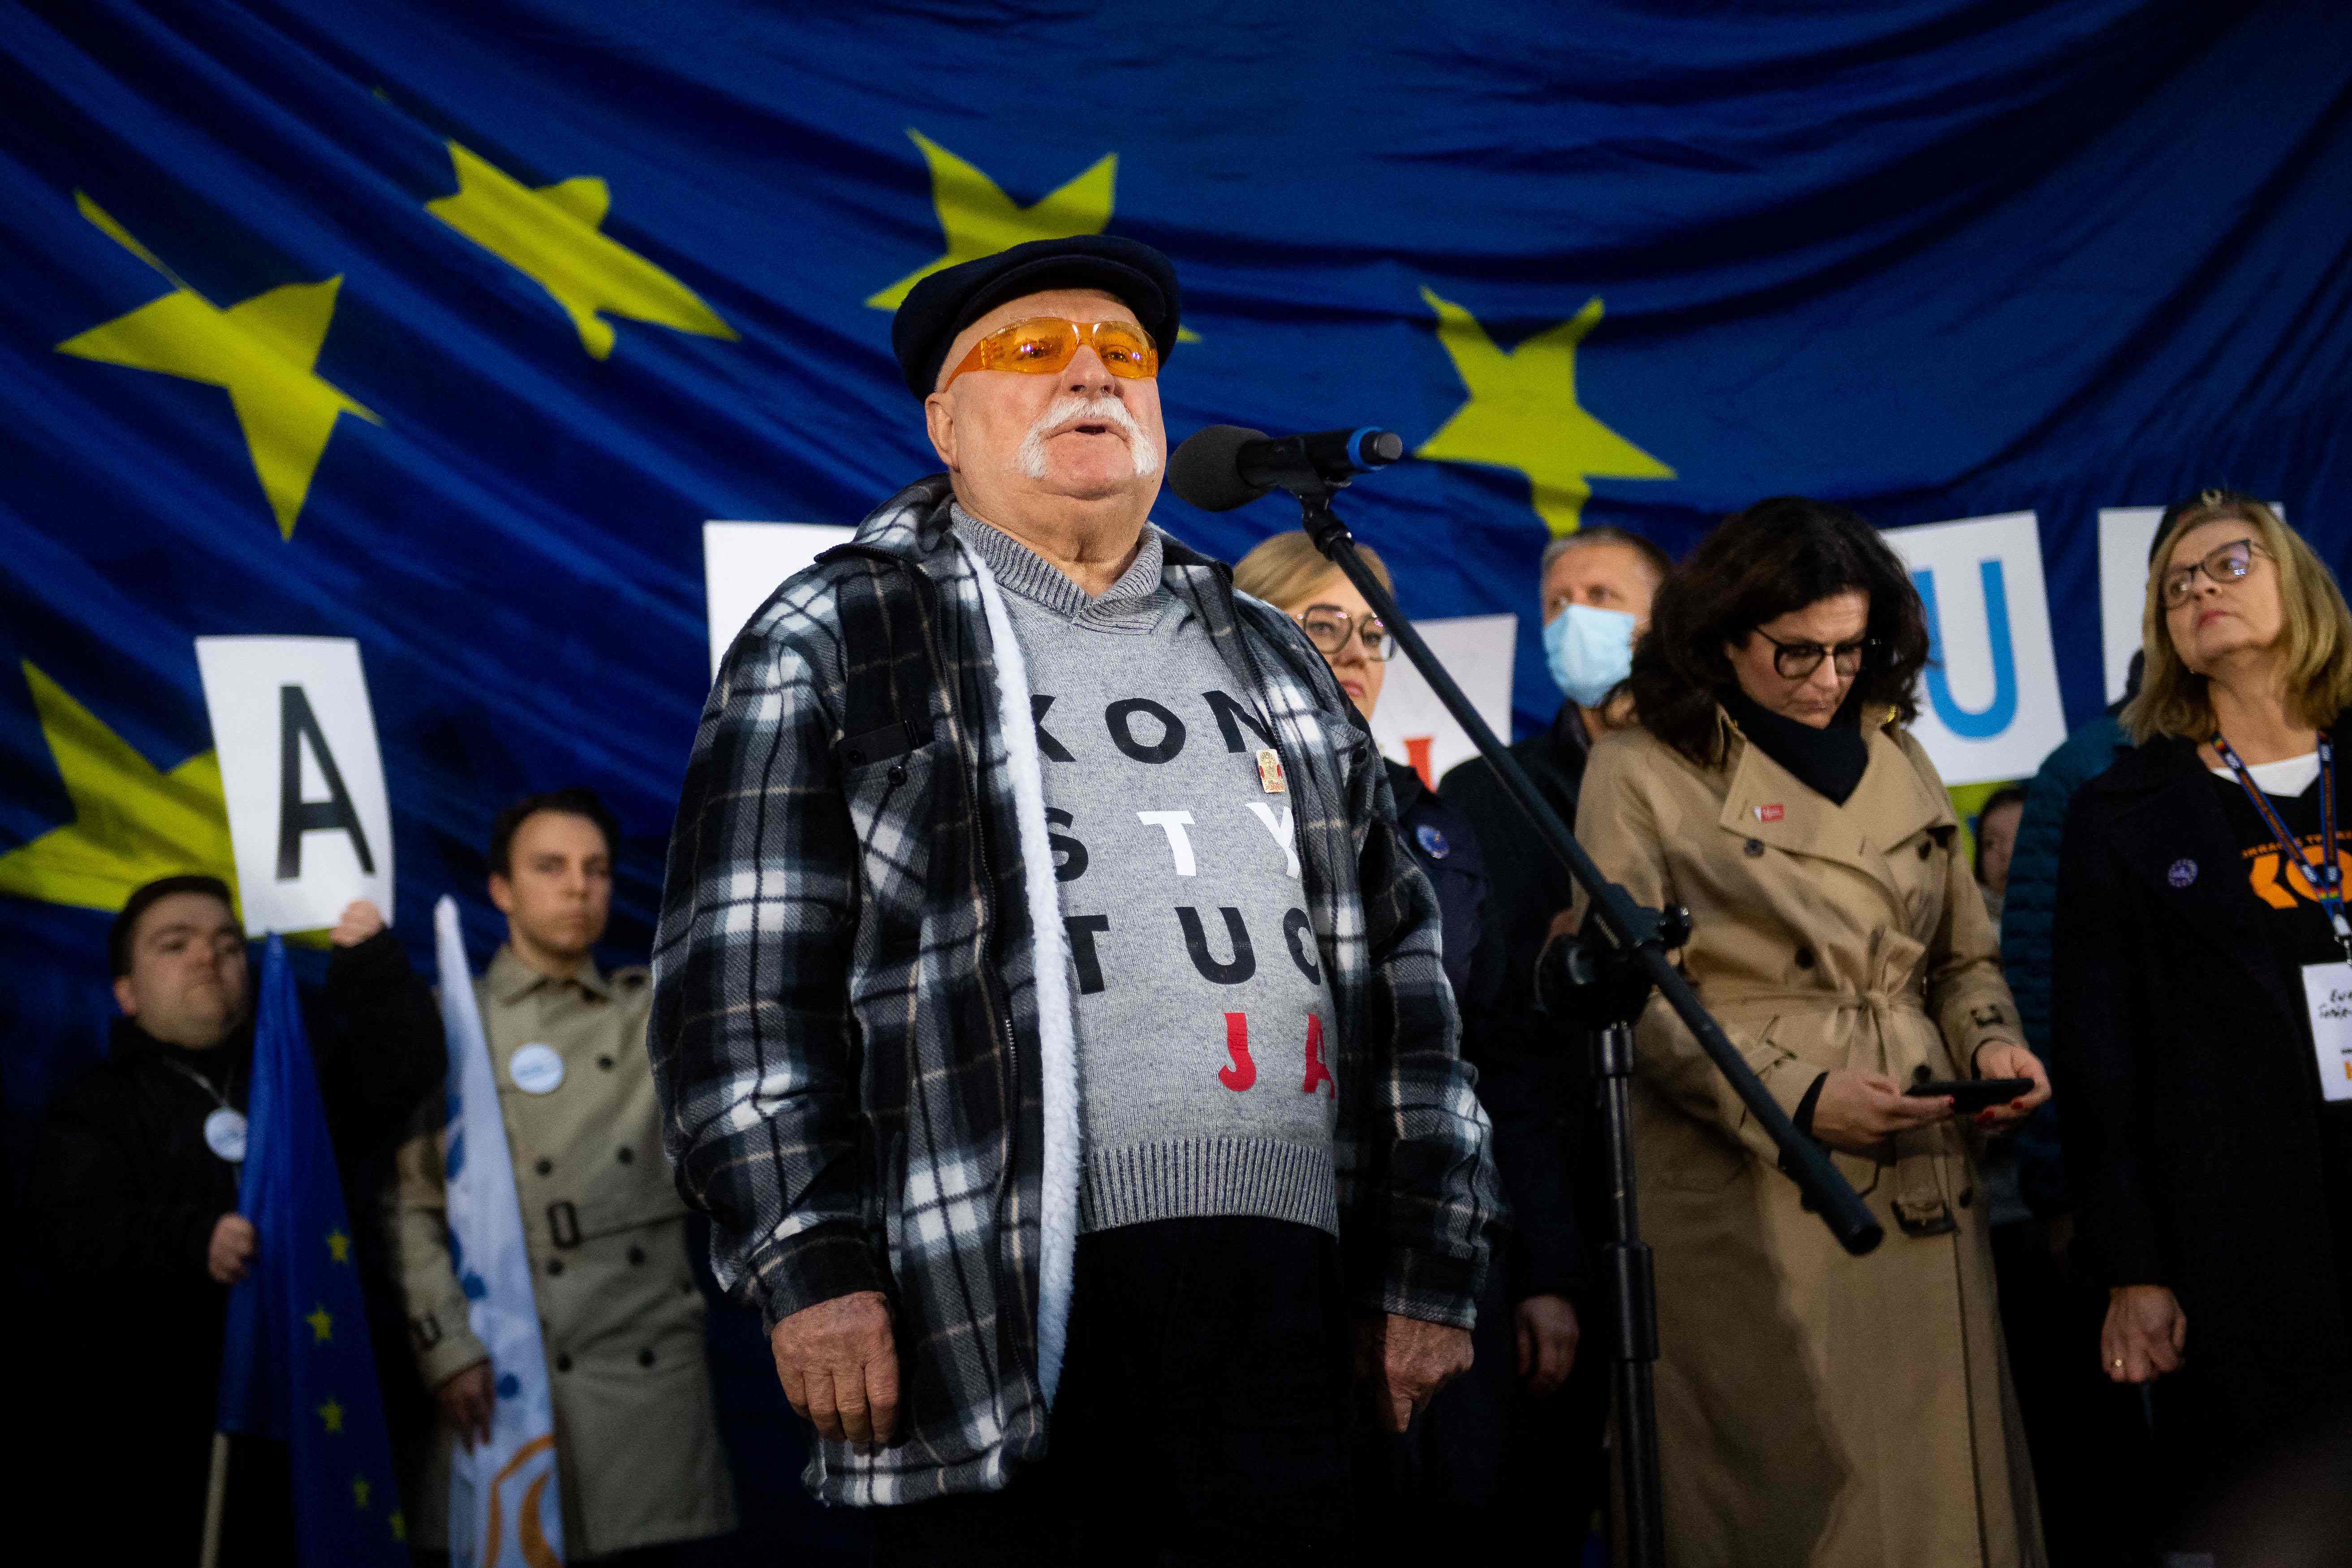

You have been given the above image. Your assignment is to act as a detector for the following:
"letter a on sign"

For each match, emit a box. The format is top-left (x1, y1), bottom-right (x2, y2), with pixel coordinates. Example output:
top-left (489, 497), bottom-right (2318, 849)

top-left (196, 637), bottom-right (394, 934)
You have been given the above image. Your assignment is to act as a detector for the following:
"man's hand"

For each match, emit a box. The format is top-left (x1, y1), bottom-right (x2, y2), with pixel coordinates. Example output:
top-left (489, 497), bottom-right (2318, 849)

top-left (770, 1290), bottom-right (900, 1448)
top-left (1361, 1313), bottom-right (1473, 1433)
top-left (1809, 1070), bottom-right (1954, 1155)
top-left (207, 1213), bottom-right (257, 1284)
top-left (436, 1359), bottom-right (496, 1452)
top-left (1969, 1041), bottom-right (2053, 1133)
top-left (330, 900), bottom-right (387, 948)
top-left (2102, 1284), bottom-right (2186, 1383)
top-left (1515, 1294), bottom-right (1580, 1398)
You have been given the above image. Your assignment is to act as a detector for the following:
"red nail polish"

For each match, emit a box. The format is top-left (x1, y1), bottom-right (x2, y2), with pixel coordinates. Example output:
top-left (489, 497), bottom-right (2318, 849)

top-left (2011, 1099), bottom-right (2027, 1110)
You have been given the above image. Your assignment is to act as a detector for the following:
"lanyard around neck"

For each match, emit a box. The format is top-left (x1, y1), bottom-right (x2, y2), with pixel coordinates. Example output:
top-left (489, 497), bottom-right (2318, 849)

top-left (2213, 730), bottom-right (2352, 966)
top-left (155, 1053), bottom-right (238, 1111)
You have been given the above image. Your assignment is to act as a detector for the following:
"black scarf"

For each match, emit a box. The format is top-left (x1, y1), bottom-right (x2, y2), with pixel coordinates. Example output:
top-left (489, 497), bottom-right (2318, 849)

top-left (1723, 684), bottom-right (1869, 805)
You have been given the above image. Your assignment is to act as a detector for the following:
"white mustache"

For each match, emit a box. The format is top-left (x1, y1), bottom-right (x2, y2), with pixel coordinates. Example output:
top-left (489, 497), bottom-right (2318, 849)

top-left (1016, 393), bottom-right (1161, 480)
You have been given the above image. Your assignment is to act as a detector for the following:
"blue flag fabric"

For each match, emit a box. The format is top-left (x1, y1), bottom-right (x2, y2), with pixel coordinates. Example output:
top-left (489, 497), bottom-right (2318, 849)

top-left (1, 4), bottom-right (2350, 1156)
top-left (215, 936), bottom-right (409, 1566)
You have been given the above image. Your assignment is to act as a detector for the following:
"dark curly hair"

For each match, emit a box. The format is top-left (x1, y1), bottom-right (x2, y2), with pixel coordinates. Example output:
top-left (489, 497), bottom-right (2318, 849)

top-left (1626, 496), bottom-right (1930, 767)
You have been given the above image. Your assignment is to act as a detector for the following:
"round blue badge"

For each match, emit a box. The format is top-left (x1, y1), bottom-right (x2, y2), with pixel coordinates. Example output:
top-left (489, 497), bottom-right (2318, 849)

top-left (2167, 857), bottom-right (2197, 888)
top-left (1416, 823), bottom-right (1451, 859)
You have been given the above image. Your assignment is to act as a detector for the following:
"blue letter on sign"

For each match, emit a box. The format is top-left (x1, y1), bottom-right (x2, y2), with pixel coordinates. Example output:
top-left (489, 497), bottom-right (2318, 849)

top-left (1913, 561), bottom-right (2018, 740)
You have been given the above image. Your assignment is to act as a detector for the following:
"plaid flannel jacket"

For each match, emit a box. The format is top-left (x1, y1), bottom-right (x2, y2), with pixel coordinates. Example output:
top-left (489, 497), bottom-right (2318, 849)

top-left (650, 476), bottom-right (1498, 1504)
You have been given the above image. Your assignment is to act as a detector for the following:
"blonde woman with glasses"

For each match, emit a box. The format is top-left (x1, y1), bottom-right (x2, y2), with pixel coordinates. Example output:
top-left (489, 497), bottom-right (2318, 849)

top-left (2054, 491), bottom-right (2352, 1548)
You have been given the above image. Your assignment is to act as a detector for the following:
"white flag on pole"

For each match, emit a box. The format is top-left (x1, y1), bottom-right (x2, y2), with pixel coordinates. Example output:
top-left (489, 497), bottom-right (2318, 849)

top-left (434, 896), bottom-right (565, 1567)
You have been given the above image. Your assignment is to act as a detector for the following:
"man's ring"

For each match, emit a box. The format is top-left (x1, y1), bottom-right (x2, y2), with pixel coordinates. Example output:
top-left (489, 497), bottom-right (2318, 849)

top-left (2111, 1358), bottom-right (2124, 1368)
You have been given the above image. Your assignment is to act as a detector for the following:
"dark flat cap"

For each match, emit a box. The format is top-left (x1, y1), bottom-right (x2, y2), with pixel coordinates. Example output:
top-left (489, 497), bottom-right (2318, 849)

top-left (892, 234), bottom-right (1181, 398)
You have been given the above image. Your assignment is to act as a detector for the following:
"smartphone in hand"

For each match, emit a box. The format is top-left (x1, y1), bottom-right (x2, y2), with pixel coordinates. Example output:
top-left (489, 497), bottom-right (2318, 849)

top-left (1906, 1077), bottom-right (2033, 1113)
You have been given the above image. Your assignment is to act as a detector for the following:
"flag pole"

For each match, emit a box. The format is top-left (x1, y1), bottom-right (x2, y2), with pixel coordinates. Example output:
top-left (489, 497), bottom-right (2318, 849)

top-left (198, 1430), bottom-right (229, 1568)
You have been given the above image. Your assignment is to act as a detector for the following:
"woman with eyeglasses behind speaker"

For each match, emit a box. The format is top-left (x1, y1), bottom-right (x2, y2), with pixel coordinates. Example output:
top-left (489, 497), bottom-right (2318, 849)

top-left (1569, 495), bottom-right (2049, 1567)
top-left (2054, 490), bottom-right (2352, 1554)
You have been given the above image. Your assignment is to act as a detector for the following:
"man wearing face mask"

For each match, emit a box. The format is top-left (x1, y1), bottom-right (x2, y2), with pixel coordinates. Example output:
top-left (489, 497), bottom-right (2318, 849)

top-left (1436, 524), bottom-right (1670, 1545)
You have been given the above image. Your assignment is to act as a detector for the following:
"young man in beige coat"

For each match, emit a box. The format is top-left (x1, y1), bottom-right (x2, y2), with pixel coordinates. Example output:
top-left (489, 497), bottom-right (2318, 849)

top-left (391, 789), bottom-right (736, 1561)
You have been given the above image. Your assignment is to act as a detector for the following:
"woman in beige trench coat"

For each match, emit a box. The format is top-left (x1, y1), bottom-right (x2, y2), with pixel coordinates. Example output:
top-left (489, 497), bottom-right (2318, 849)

top-left (1574, 497), bottom-right (2051, 1568)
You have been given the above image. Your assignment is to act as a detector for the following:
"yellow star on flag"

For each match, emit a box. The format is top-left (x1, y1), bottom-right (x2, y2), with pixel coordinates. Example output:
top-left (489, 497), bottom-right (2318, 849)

top-left (390, 1511), bottom-right (407, 1544)
top-left (0, 662), bottom-right (234, 915)
top-left (326, 1228), bottom-right (352, 1264)
top-left (316, 1397), bottom-right (345, 1435)
top-left (54, 193), bottom-right (380, 541)
top-left (866, 132), bottom-right (1117, 311)
top-left (426, 142), bottom-right (737, 361)
top-left (353, 1475), bottom-right (371, 1512)
top-left (306, 1303), bottom-right (334, 1344)
top-left (1414, 287), bottom-right (1673, 537)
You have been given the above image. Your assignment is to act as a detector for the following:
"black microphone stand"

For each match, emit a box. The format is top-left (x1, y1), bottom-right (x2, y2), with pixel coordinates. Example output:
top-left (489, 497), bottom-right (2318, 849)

top-left (1289, 482), bottom-right (1882, 1568)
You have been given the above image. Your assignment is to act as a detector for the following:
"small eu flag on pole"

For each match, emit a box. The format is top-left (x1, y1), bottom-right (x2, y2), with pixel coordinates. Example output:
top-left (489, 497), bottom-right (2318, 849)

top-left (215, 935), bottom-right (409, 1566)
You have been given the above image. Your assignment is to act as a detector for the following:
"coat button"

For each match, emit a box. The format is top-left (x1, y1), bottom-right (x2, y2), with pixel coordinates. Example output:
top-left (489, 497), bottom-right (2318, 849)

top-left (1913, 1064), bottom-right (1933, 1083)
top-left (1794, 947), bottom-right (1816, 970)
top-left (555, 1354), bottom-right (573, 1373)
top-left (598, 1055), bottom-right (615, 1071)
top-left (534, 1158), bottom-right (552, 1176)
top-left (1743, 838), bottom-right (1766, 858)
top-left (628, 1245), bottom-right (646, 1266)
top-left (1917, 840), bottom-right (1933, 860)
top-left (887, 763), bottom-right (909, 785)
top-left (547, 1258), bottom-right (564, 1276)
top-left (616, 1146), bottom-right (635, 1165)
top-left (638, 1348), bottom-right (656, 1368)
top-left (1957, 1188), bottom-right (1975, 1209)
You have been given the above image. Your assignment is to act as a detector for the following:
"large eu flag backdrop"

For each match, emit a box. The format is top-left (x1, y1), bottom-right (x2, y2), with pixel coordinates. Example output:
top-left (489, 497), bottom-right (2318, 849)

top-left (2, 0), bottom-right (2349, 1158)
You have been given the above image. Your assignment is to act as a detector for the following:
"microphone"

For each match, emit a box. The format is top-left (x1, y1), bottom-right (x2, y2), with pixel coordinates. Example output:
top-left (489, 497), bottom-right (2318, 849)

top-left (1167, 424), bottom-right (1407, 512)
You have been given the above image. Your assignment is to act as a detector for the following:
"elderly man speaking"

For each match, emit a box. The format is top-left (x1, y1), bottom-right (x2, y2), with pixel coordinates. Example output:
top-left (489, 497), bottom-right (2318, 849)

top-left (650, 235), bottom-right (1498, 1561)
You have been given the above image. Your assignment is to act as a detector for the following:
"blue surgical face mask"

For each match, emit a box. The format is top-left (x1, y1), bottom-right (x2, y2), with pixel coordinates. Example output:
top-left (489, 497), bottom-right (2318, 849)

top-left (1544, 602), bottom-right (1638, 708)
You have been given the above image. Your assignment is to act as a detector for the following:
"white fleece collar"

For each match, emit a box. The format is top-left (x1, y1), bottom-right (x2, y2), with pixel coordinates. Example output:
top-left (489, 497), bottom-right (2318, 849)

top-left (956, 538), bottom-right (1082, 1406)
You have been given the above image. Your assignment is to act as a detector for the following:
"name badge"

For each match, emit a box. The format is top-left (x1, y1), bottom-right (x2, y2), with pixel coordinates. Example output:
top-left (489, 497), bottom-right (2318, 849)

top-left (204, 1107), bottom-right (248, 1163)
top-left (508, 1042), bottom-right (566, 1095)
top-left (2299, 963), bottom-right (2352, 1103)
top-left (1256, 748), bottom-right (1287, 795)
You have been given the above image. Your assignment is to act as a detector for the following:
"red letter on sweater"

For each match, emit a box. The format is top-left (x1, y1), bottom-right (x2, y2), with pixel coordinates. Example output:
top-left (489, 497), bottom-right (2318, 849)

top-left (1219, 1011), bottom-right (1257, 1091)
top-left (1301, 1012), bottom-right (1334, 1097)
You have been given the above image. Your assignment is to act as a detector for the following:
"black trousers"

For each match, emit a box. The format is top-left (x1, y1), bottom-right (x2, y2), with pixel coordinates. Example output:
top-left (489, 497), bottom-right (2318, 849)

top-left (1354, 1262), bottom-right (1609, 1563)
top-left (874, 1216), bottom-right (1353, 1567)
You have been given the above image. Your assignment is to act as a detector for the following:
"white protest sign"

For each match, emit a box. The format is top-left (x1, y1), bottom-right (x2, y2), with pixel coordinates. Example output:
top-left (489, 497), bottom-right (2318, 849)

top-left (1368, 613), bottom-right (1519, 789)
top-left (2097, 507), bottom-right (2165, 704)
top-left (1881, 512), bottom-right (2068, 786)
top-left (704, 521), bottom-right (855, 680)
top-left (195, 636), bottom-right (392, 935)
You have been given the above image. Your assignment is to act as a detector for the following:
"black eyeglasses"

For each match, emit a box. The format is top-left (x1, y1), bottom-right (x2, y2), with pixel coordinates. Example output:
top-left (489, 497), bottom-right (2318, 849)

top-left (1753, 628), bottom-right (1876, 680)
top-left (1294, 604), bottom-right (1394, 661)
top-left (2161, 538), bottom-right (2264, 607)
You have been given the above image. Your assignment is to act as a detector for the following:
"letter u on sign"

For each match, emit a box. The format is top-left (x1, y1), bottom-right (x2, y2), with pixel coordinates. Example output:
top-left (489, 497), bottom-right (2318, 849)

top-left (1879, 511), bottom-right (2066, 787)
top-left (196, 636), bottom-right (395, 935)
top-left (1913, 561), bottom-right (2017, 740)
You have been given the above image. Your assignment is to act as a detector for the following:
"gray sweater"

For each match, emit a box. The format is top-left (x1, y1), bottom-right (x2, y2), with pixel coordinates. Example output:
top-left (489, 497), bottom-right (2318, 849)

top-left (954, 508), bottom-right (1338, 1236)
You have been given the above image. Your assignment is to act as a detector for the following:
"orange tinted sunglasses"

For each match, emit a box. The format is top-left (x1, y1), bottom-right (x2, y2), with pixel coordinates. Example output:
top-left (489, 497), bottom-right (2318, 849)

top-left (942, 317), bottom-right (1159, 389)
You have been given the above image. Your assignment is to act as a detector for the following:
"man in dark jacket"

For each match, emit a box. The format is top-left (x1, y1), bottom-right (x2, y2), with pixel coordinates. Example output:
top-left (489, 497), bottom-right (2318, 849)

top-left (31, 874), bottom-right (444, 1564)
top-left (1436, 524), bottom-right (1669, 1546)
